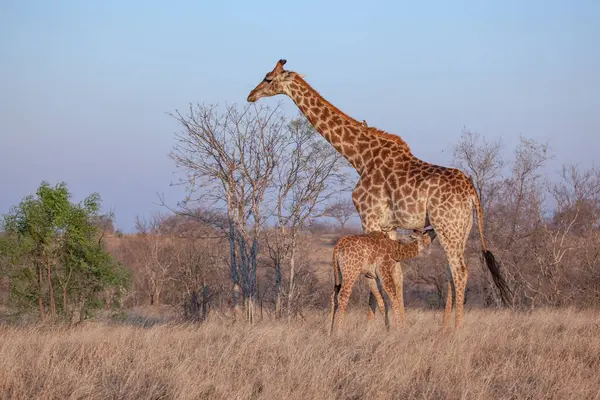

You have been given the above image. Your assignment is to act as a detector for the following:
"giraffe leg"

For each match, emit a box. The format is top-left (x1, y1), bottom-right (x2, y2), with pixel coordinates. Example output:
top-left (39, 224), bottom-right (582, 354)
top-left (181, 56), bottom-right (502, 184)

top-left (391, 263), bottom-right (406, 329)
top-left (429, 209), bottom-right (472, 329)
top-left (334, 271), bottom-right (360, 332)
top-left (452, 208), bottom-right (474, 329)
top-left (443, 264), bottom-right (454, 329)
top-left (451, 254), bottom-right (469, 329)
top-left (366, 277), bottom-right (388, 330)
top-left (444, 236), bottom-right (469, 328)
top-left (367, 280), bottom-right (387, 322)
top-left (353, 196), bottom-right (391, 324)
top-left (366, 228), bottom-right (400, 325)
top-left (382, 266), bottom-right (403, 330)
top-left (435, 244), bottom-right (468, 329)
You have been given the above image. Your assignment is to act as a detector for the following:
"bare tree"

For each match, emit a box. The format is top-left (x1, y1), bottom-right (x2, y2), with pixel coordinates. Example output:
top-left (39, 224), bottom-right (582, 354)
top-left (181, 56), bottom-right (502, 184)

top-left (453, 128), bottom-right (505, 213)
top-left (453, 134), bottom-right (552, 307)
top-left (323, 199), bottom-right (357, 231)
top-left (521, 164), bottom-right (600, 308)
top-left (452, 129), bottom-right (507, 306)
top-left (169, 103), bottom-right (286, 322)
top-left (502, 136), bottom-right (552, 246)
top-left (90, 211), bottom-right (116, 235)
top-left (126, 214), bottom-right (177, 306)
top-left (173, 238), bottom-right (222, 322)
top-left (550, 164), bottom-right (600, 234)
top-left (265, 115), bottom-right (350, 318)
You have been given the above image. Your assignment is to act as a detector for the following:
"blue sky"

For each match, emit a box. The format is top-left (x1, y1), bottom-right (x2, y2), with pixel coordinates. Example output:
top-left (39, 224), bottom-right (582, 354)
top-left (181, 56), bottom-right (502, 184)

top-left (1, 0), bottom-right (598, 232)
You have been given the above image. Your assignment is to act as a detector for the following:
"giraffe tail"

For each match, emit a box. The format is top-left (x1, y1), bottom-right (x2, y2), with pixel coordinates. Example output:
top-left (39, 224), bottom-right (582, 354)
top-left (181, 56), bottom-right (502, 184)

top-left (332, 245), bottom-right (342, 291)
top-left (471, 184), bottom-right (513, 308)
top-left (330, 244), bottom-right (343, 335)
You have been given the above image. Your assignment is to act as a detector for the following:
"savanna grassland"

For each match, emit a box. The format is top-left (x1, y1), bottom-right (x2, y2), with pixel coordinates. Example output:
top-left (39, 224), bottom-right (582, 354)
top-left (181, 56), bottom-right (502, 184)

top-left (3, 104), bottom-right (600, 400)
top-left (1, 308), bottom-right (599, 400)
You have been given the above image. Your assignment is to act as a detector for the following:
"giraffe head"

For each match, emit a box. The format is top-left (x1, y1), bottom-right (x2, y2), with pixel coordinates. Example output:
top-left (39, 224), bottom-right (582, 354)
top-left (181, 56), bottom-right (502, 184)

top-left (409, 228), bottom-right (437, 252)
top-left (247, 59), bottom-right (300, 102)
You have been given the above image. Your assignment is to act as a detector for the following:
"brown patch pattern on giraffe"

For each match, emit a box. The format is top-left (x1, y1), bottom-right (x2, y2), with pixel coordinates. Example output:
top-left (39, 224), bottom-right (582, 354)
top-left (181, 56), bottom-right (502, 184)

top-left (247, 59), bottom-right (513, 329)
top-left (329, 230), bottom-right (436, 334)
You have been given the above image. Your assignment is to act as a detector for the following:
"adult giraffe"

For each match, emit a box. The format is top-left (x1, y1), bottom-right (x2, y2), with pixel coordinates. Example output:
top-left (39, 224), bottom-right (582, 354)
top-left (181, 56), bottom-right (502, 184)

top-left (247, 59), bottom-right (512, 328)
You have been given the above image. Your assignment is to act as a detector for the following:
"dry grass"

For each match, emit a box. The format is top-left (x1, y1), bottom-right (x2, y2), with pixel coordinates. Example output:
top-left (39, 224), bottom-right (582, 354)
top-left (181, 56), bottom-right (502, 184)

top-left (1, 308), bottom-right (600, 399)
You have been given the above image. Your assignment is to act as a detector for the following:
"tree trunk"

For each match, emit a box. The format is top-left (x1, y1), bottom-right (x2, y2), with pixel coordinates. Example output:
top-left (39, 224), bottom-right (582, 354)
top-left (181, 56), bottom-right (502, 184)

top-left (274, 224), bottom-right (285, 319)
top-left (63, 285), bottom-right (68, 315)
top-left (227, 207), bottom-right (240, 312)
top-left (274, 260), bottom-right (282, 318)
top-left (287, 232), bottom-right (298, 318)
top-left (237, 233), bottom-right (251, 321)
top-left (71, 296), bottom-right (86, 325)
top-left (250, 237), bottom-right (258, 322)
top-left (201, 282), bottom-right (209, 322)
top-left (46, 259), bottom-right (56, 319)
top-left (232, 283), bottom-right (241, 315)
top-left (37, 262), bottom-right (45, 319)
top-left (508, 179), bottom-right (525, 246)
top-left (104, 289), bottom-right (113, 311)
top-left (246, 297), bottom-right (254, 324)
top-left (184, 291), bottom-right (200, 322)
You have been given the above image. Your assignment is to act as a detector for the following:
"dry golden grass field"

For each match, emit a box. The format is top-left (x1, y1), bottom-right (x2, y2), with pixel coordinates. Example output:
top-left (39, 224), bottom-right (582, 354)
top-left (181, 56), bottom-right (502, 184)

top-left (1, 308), bottom-right (600, 400)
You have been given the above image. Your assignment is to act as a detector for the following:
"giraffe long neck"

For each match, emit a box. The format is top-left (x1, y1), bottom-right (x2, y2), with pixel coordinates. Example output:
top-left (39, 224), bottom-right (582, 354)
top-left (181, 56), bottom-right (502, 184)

top-left (393, 240), bottom-right (420, 260)
top-left (287, 76), bottom-right (376, 170)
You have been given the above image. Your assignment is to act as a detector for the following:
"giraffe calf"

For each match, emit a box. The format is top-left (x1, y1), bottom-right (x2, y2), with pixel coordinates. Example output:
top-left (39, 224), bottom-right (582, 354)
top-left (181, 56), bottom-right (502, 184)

top-left (329, 229), bottom-right (436, 334)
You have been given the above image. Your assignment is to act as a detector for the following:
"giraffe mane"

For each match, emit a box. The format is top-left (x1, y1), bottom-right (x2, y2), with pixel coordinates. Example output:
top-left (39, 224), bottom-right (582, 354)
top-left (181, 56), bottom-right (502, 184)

top-left (294, 76), bottom-right (359, 123)
top-left (367, 128), bottom-right (412, 153)
top-left (294, 75), bottom-right (412, 154)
